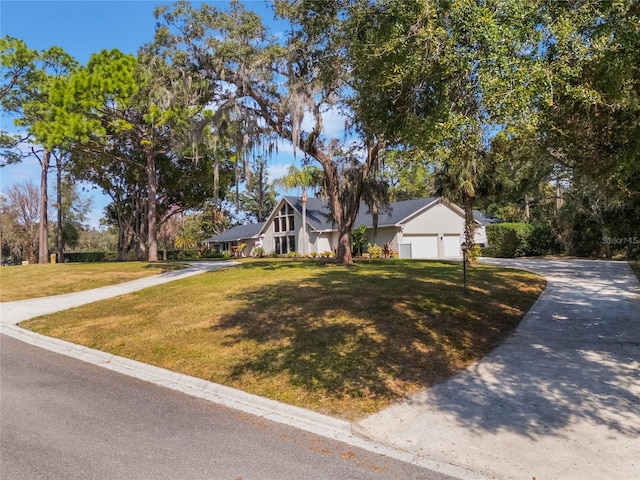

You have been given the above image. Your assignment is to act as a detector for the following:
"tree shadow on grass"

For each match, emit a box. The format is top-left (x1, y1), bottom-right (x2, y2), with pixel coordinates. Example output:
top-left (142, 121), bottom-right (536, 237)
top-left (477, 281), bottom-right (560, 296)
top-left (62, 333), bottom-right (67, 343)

top-left (212, 260), bottom-right (541, 416)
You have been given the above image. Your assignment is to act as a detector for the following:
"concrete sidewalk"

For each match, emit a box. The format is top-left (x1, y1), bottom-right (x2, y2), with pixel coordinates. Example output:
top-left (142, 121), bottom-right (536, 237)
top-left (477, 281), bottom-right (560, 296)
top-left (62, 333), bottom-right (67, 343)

top-left (0, 261), bottom-right (241, 324)
top-left (355, 259), bottom-right (640, 480)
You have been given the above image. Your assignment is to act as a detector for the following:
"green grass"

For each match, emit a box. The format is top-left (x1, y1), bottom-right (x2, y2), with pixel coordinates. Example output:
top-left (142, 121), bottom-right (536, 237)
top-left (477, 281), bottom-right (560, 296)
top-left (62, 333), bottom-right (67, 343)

top-left (21, 259), bottom-right (545, 420)
top-left (0, 262), bottom-right (187, 302)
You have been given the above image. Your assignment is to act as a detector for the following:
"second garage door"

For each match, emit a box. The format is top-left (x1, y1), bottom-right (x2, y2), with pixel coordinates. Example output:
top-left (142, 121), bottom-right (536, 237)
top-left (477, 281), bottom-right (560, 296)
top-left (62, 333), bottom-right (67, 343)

top-left (406, 235), bottom-right (438, 258)
top-left (443, 234), bottom-right (462, 257)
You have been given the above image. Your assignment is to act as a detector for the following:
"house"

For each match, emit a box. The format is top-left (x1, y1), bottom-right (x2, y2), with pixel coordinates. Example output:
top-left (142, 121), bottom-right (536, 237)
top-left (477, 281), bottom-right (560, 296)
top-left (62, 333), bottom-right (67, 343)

top-left (204, 222), bottom-right (264, 256)
top-left (472, 210), bottom-right (502, 247)
top-left (205, 196), bottom-right (493, 259)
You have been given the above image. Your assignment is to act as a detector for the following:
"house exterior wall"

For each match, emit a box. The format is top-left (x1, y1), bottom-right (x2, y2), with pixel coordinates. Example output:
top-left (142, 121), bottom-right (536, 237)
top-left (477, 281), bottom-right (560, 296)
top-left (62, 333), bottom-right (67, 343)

top-left (402, 202), bottom-right (464, 235)
top-left (262, 200), bottom-right (308, 255)
top-left (398, 202), bottom-right (465, 258)
top-left (309, 232), bottom-right (332, 254)
top-left (475, 226), bottom-right (488, 246)
top-left (366, 226), bottom-right (400, 251)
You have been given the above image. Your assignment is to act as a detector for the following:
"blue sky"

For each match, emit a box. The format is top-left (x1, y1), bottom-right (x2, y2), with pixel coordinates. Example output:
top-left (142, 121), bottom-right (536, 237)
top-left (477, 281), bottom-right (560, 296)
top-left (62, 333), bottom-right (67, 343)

top-left (0, 0), bottom-right (307, 227)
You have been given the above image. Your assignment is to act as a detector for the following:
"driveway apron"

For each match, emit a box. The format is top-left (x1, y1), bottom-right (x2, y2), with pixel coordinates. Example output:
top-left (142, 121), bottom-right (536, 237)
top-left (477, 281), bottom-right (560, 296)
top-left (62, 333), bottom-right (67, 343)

top-left (355, 259), bottom-right (640, 480)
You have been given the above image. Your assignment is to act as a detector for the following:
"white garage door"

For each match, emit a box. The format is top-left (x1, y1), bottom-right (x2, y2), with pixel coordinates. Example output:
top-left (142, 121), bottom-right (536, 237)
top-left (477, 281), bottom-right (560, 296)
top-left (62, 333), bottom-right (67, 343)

top-left (443, 234), bottom-right (461, 257)
top-left (406, 235), bottom-right (438, 258)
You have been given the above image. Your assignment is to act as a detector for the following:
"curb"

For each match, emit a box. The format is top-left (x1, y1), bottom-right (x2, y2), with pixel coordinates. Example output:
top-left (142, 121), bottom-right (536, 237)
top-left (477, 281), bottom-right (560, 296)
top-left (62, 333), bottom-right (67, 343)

top-left (0, 324), bottom-right (484, 479)
top-left (1, 261), bottom-right (486, 480)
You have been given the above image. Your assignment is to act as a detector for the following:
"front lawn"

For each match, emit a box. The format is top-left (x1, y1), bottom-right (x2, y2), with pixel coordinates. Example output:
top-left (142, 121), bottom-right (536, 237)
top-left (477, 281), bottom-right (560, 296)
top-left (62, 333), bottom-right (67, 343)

top-left (0, 262), bottom-right (186, 302)
top-left (22, 259), bottom-right (545, 420)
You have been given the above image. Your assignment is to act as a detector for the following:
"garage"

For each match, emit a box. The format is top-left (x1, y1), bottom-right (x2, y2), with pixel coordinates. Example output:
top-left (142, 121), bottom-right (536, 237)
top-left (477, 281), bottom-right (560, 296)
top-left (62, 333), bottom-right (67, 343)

top-left (443, 234), bottom-right (462, 257)
top-left (405, 235), bottom-right (438, 258)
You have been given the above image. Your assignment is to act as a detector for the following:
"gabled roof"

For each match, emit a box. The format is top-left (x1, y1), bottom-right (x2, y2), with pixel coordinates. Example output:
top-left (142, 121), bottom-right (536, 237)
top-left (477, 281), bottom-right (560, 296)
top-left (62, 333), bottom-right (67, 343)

top-left (204, 222), bottom-right (265, 244)
top-left (472, 210), bottom-right (502, 226)
top-left (360, 197), bottom-right (441, 227)
top-left (284, 196), bottom-right (335, 231)
top-left (284, 196), bottom-right (454, 230)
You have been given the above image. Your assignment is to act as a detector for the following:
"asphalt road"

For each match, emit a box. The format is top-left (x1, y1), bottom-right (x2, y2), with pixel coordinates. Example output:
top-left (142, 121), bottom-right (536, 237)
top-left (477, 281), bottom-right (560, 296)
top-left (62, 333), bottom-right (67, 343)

top-left (0, 335), bottom-right (454, 480)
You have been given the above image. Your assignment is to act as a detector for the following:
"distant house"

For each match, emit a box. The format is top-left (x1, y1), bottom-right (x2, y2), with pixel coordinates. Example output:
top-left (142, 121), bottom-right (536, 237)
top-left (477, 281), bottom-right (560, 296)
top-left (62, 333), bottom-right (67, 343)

top-left (204, 222), bottom-right (264, 256)
top-left (205, 196), bottom-right (495, 259)
top-left (472, 210), bottom-right (502, 247)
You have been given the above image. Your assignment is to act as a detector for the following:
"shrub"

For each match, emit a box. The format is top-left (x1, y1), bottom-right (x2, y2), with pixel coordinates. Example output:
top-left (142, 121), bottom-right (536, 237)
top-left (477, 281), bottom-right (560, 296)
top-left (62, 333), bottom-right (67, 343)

top-left (320, 251), bottom-right (334, 258)
top-left (486, 223), bottom-right (560, 258)
top-left (253, 247), bottom-right (266, 258)
top-left (465, 244), bottom-right (482, 262)
top-left (309, 251), bottom-right (318, 258)
top-left (287, 250), bottom-right (300, 258)
top-left (528, 223), bottom-right (562, 256)
top-left (367, 243), bottom-right (382, 259)
top-left (198, 249), bottom-right (225, 259)
top-left (65, 252), bottom-right (107, 263)
top-left (351, 225), bottom-right (368, 256)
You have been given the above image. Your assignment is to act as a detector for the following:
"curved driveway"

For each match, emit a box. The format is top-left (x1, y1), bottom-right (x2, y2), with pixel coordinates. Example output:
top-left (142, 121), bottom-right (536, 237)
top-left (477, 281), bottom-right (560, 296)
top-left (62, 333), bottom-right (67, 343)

top-left (356, 259), bottom-right (640, 480)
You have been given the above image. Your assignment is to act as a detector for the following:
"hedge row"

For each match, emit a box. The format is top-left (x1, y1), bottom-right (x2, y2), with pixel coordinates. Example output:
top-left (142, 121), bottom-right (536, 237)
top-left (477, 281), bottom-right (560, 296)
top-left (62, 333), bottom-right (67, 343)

top-left (64, 249), bottom-right (227, 263)
top-left (65, 251), bottom-right (117, 262)
top-left (485, 223), bottom-right (560, 258)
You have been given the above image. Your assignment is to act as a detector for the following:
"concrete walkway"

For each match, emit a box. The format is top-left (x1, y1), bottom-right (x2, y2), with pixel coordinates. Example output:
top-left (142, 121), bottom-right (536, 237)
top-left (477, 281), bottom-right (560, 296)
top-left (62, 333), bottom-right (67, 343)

top-left (0, 261), bottom-right (238, 324)
top-left (355, 259), bottom-right (640, 480)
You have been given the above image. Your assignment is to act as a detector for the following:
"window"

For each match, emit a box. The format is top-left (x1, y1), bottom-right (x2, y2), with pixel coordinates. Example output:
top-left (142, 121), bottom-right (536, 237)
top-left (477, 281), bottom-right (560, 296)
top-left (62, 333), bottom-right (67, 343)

top-left (273, 202), bottom-right (296, 254)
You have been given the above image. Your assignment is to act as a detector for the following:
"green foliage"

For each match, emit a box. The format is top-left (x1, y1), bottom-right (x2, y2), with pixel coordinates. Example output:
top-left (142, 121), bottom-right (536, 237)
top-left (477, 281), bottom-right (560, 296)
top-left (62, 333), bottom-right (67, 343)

top-left (465, 244), bottom-right (482, 263)
top-left (486, 224), bottom-right (531, 258)
top-left (196, 248), bottom-right (225, 259)
top-left (65, 251), bottom-right (109, 263)
top-left (287, 250), bottom-right (300, 258)
top-left (367, 243), bottom-right (382, 259)
top-left (351, 225), bottom-right (367, 257)
top-left (238, 157), bottom-right (277, 223)
top-left (253, 247), bottom-right (266, 258)
top-left (486, 223), bottom-right (559, 258)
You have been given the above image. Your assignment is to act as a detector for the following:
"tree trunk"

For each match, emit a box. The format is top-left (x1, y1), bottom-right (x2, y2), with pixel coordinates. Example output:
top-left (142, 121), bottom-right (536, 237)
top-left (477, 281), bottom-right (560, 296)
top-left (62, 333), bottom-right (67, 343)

top-left (117, 224), bottom-right (128, 261)
top-left (463, 195), bottom-right (477, 248)
top-left (56, 155), bottom-right (63, 263)
top-left (336, 227), bottom-right (353, 264)
top-left (38, 150), bottom-right (51, 264)
top-left (146, 149), bottom-right (158, 262)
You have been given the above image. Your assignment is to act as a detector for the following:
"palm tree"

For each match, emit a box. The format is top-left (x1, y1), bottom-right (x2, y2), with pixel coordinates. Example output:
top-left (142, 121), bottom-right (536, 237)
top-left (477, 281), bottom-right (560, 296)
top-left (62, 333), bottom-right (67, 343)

top-left (434, 152), bottom-right (483, 249)
top-left (274, 165), bottom-right (323, 256)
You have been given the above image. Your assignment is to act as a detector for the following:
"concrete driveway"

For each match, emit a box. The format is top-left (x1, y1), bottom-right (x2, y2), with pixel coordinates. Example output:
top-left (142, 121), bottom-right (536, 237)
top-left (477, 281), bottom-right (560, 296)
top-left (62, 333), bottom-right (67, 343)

top-left (355, 259), bottom-right (640, 480)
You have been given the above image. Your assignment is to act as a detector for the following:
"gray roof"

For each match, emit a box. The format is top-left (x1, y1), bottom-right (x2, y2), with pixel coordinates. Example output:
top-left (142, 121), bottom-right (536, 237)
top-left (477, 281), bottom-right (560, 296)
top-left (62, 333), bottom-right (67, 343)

top-left (205, 222), bottom-right (264, 243)
top-left (472, 210), bottom-right (502, 226)
top-left (284, 196), bottom-right (441, 230)
top-left (207, 197), bottom-right (495, 242)
top-left (284, 196), bottom-right (335, 230)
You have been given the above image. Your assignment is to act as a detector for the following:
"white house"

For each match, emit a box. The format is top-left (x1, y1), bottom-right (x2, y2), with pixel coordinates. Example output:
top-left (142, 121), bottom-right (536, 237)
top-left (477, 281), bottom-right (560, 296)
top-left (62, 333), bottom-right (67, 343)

top-left (473, 210), bottom-right (502, 247)
top-left (205, 196), bottom-right (491, 259)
